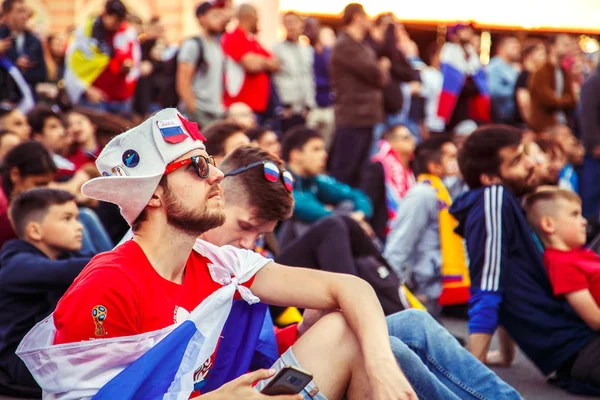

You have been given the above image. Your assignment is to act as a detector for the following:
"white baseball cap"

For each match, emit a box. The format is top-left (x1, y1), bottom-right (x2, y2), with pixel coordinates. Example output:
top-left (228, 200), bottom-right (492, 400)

top-left (82, 108), bottom-right (207, 225)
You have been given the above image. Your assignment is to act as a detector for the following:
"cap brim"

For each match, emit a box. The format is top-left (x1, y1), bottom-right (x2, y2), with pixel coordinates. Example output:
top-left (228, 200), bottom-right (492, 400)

top-left (82, 173), bottom-right (163, 226)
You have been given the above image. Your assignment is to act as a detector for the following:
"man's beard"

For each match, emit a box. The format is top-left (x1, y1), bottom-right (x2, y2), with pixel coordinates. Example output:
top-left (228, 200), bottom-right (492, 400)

top-left (164, 185), bottom-right (226, 236)
top-left (502, 169), bottom-right (538, 197)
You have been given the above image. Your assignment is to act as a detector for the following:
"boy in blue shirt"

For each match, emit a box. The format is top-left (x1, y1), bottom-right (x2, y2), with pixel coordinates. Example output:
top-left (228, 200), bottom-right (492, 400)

top-left (0, 188), bottom-right (90, 397)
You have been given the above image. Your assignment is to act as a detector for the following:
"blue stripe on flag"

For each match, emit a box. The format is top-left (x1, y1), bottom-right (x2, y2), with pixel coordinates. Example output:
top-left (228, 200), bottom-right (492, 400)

top-left (92, 320), bottom-right (202, 400)
top-left (202, 301), bottom-right (276, 393)
top-left (440, 63), bottom-right (466, 95)
top-left (160, 125), bottom-right (185, 137)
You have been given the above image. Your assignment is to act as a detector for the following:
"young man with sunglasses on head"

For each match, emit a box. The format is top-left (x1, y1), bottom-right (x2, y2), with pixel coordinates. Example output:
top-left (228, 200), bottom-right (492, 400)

top-left (18, 108), bottom-right (418, 400)
top-left (201, 145), bottom-right (522, 400)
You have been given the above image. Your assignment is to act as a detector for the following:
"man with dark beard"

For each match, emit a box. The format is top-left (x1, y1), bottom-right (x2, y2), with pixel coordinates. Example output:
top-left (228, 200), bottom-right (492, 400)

top-left (450, 125), bottom-right (599, 396)
top-left (21, 108), bottom-right (417, 399)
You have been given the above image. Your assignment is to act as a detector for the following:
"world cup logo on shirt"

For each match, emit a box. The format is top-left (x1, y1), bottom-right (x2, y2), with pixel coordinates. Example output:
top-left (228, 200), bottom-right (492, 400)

top-left (92, 305), bottom-right (107, 337)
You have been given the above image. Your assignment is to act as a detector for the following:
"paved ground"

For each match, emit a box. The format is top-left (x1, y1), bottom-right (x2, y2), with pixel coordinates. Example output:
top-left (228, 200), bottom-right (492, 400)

top-left (442, 317), bottom-right (594, 400)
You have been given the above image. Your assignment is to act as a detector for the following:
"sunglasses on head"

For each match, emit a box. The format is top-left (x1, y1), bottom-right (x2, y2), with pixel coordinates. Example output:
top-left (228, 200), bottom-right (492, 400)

top-left (224, 161), bottom-right (294, 193)
top-left (164, 155), bottom-right (216, 178)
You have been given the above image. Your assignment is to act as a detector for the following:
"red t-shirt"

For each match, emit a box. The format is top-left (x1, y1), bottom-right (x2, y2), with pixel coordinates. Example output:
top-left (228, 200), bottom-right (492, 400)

top-left (544, 247), bottom-right (600, 306)
top-left (54, 240), bottom-right (255, 344)
top-left (67, 147), bottom-right (101, 171)
top-left (221, 27), bottom-right (271, 113)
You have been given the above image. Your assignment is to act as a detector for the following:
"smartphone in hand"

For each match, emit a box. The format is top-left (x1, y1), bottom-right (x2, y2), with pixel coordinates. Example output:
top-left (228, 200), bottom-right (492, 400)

top-left (260, 366), bottom-right (313, 396)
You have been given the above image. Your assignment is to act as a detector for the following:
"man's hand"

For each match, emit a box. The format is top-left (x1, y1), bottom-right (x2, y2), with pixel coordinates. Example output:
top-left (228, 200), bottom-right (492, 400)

top-left (0, 38), bottom-right (11, 55)
top-left (140, 60), bottom-right (153, 77)
top-left (408, 81), bottom-right (422, 96)
top-left (486, 350), bottom-right (512, 367)
top-left (378, 57), bottom-right (392, 72)
top-left (264, 57), bottom-right (281, 73)
top-left (368, 363), bottom-right (419, 400)
top-left (85, 86), bottom-right (106, 104)
top-left (16, 55), bottom-right (35, 70)
top-left (350, 211), bottom-right (376, 238)
top-left (204, 369), bottom-right (302, 400)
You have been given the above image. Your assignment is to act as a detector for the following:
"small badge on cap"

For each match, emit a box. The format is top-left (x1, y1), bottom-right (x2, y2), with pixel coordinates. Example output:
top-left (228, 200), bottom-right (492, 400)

top-left (122, 149), bottom-right (140, 168)
top-left (111, 165), bottom-right (128, 176)
top-left (101, 171), bottom-right (111, 177)
top-left (158, 119), bottom-right (188, 144)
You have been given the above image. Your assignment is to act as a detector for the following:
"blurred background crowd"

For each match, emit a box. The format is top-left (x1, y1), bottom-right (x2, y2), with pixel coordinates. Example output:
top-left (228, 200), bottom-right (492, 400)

top-left (2, 0), bottom-right (600, 398)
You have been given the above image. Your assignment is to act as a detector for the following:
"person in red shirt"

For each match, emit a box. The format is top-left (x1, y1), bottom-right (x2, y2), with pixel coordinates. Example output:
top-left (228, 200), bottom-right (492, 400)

top-left (526, 189), bottom-right (600, 330)
top-left (221, 4), bottom-right (280, 120)
top-left (66, 109), bottom-right (101, 170)
top-left (24, 108), bottom-right (417, 400)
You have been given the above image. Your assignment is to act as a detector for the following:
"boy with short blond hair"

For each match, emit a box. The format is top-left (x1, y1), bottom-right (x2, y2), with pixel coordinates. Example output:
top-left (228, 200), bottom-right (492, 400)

top-left (525, 189), bottom-right (600, 333)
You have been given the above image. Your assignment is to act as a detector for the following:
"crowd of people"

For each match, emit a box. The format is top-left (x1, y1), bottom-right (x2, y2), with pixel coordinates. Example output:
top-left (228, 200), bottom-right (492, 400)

top-left (1, 0), bottom-right (600, 398)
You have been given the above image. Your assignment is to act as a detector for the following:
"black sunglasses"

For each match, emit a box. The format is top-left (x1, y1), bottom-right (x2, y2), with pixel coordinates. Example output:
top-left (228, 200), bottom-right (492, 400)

top-left (165, 155), bottom-right (217, 179)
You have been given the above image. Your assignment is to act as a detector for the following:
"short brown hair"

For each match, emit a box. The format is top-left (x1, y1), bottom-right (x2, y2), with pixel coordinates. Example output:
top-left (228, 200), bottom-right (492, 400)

top-left (220, 146), bottom-right (294, 222)
top-left (342, 3), bottom-right (365, 26)
top-left (203, 121), bottom-right (245, 157)
top-left (524, 188), bottom-right (581, 231)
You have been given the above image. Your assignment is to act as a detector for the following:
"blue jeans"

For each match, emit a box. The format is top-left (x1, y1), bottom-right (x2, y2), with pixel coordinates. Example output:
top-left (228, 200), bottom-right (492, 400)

top-left (79, 207), bottom-right (114, 255)
top-left (387, 310), bottom-right (522, 400)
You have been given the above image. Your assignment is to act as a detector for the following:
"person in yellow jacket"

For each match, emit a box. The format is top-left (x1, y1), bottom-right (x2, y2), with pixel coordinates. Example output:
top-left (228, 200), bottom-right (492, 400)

top-left (384, 136), bottom-right (470, 317)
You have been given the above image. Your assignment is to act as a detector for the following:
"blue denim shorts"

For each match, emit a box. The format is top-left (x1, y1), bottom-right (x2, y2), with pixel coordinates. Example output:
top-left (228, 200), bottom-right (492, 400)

top-left (254, 347), bottom-right (327, 400)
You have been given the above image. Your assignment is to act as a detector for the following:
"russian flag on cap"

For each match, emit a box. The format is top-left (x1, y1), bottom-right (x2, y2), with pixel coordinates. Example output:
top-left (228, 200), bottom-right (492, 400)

top-left (157, 119), bottom-right (188, 144)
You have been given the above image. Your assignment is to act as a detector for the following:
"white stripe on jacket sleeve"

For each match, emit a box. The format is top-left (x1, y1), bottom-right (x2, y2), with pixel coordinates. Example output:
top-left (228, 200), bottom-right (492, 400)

top-left (481, 186), bottom-right (504, 291)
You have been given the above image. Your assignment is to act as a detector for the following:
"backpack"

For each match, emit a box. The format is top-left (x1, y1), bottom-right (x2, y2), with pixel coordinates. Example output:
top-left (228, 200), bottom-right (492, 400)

top-left (157, 37), bottom-right (206, 108)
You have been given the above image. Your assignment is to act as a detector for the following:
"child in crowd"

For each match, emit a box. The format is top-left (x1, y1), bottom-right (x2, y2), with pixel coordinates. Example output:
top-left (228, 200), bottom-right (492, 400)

top-left (384, 136), bottom-right (470, 315)
top-left (536, 138), bottom-right (567, 186)
top-left (0, 141), bottom-right (57, 248)
top-left (246, 126), bottom-right (281, 158)
top-left (526, 189), bottom-right (600, 330)
top-left (0, 188), bottom-right (91, 398)
top-left (362, 124), bottom-right (416, 240)
top-left (66, 109), bottom-right (102, 171)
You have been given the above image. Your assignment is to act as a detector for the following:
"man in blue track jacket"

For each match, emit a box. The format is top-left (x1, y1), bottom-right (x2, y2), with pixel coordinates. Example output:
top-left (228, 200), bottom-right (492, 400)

top-left (450, 125), bottom-right (600, 396)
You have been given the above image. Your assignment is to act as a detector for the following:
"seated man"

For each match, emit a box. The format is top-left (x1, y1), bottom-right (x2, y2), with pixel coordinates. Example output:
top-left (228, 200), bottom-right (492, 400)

top-left (361, 124), bottom-right (416, 240)
top-left (384, 136), bottom-right (469, 315)
top-left (203, 120), bottom-right (251, 165)
top-left (18, 108), bottom-right (418, 399)
top-left (202, 144), bottom-right (522, 399)
top-left (282, 126), bottom-right (373, 232)
top-left (0, 188), bottom-right (90, 398)
top-left (450, 125), bottom-right (599, 395)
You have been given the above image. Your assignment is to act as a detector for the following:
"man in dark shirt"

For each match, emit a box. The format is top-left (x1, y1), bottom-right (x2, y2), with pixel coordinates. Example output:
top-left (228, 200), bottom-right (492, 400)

top-left (329, 3), bottom-right (389, 188)
top-left (0, 0), bottom-right (46, 96)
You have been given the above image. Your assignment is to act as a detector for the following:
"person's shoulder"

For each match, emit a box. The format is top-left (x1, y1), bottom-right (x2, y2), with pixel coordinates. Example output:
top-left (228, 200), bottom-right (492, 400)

top-left (74, 243), bottom-right (141, 284)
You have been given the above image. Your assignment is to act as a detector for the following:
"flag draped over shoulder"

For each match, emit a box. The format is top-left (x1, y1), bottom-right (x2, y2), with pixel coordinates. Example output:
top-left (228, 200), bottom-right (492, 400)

top-left (437, 43), bottom-right (490, 124)
top-left (64, 17), bottom-right (140, 104)
top-left (16, 240), bottom-right (270, 400)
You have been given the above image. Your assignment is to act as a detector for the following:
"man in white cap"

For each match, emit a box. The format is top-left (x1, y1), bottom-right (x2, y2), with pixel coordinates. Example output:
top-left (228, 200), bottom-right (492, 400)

top-left (19, 108), bottom-right (417, 400)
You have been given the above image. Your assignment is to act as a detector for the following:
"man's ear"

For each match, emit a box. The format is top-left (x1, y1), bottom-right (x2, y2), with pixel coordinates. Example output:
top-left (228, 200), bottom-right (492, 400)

top-left (9, 167), bottom-right (21, 185)
top-left (26, 221), bottom-right (44, 242)
top-left (480, 173), bottom-right (502, 186)
top-left (539, 216), bottom-right (555, 235)
top-left (147, 184), bottom-right (165, 209)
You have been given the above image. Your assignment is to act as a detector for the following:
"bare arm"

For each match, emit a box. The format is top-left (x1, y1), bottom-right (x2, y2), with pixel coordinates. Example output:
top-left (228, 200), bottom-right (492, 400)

top-left (565, 289), bottom-right (600, 331)
top-left (251, 263), bottom-right (396, 367)
top-left (469, 333), bottom-right (494, 363)
top-left (240, 53), bottom-right (278, 74)
top-left (515, 88), bottom-right (531, 125)
top-left (176, 62), bottom-right (197, 114)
